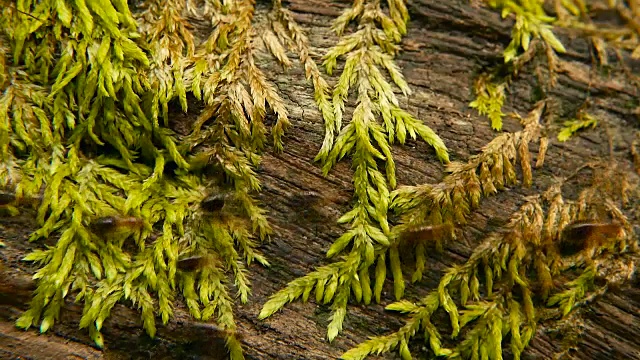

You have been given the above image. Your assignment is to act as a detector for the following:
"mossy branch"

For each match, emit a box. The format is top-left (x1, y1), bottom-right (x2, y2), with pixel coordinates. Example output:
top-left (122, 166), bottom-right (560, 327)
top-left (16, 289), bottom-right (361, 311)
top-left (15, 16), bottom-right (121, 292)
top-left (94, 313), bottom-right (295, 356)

top-left (342, 160), bottom-right (638, 360)
top-left (259, 0), bottom-right (449, 343)
top-left (391, 101), bottom-right (547, 287)
top-left (0, 0), bottom-right (300, 358)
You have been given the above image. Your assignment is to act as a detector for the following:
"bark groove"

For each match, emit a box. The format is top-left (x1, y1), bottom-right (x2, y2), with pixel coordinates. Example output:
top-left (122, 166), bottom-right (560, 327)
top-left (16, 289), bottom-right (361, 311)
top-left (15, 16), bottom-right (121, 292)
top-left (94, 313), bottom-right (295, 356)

top-left (0, 1), bottom-right (639, 359)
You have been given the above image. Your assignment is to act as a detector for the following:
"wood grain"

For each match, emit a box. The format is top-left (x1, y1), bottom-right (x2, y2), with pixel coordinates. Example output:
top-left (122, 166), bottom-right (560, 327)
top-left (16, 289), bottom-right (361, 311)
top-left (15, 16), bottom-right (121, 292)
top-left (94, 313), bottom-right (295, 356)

top-left (1, 1), bottom-right (639, 359)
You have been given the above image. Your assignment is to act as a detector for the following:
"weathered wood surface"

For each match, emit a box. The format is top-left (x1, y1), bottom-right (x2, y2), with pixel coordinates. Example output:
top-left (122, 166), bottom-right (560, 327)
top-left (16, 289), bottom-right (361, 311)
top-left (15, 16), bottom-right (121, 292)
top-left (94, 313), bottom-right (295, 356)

top-left (1, 0), bottom-right (640, 359)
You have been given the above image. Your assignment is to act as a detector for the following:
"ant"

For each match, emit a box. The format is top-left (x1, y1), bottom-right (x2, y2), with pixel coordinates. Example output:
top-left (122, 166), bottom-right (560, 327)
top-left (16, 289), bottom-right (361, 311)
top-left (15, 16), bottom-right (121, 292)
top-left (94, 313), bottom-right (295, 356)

top-left (0, 191), bottom-right (16, 206)
top-left (90, 216), bottom-right (145, 233)
top-left (398, 223), bottom-right (455, 245)
top-left (177, 254), bottom-right (219, 272)
top-left (558, 220), bottom-right (624, 256)
top-left (200, 193), bottom-right (228, 213)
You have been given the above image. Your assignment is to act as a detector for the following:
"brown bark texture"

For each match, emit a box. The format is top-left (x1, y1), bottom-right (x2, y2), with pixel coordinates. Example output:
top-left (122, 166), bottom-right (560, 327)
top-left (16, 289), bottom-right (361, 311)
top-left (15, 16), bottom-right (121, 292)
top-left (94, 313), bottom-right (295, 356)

top-left (1, 1), bottom-right (640, 359)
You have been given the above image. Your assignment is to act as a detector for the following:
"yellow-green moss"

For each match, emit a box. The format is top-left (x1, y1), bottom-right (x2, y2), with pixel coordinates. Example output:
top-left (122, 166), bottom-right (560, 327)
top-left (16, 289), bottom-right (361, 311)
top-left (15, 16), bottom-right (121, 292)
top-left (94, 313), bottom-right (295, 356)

top-left (1, 1), bottom-right (638, 360)
top-left (0, 0), bottom-right (302, 358)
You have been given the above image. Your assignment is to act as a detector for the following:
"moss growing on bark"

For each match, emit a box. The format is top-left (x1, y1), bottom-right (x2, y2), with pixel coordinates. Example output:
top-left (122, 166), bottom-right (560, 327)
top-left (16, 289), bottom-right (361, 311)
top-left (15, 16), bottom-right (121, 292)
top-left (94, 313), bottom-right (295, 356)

top-left (0, 1), bottom-right (638, 360)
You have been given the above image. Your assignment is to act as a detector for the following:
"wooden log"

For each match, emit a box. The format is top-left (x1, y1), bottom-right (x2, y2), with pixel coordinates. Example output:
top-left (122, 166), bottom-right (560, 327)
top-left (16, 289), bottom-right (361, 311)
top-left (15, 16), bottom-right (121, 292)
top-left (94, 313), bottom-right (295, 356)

top-left (0, 1), bottom-right (639, 359)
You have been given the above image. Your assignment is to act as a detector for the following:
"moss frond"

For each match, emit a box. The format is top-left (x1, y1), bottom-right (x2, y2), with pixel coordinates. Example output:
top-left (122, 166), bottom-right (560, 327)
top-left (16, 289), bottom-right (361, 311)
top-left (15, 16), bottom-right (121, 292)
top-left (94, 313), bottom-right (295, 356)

top-left (392, 102), bottom-right (546, 284)
top-left (184, 0), bottom-right (290, 155)
top-left (0, 0), bottom-right (296, 358)
top-left (342, 160), bottom-right (638, 360)
top-left (469, 73), bottom-right (507, 131)
top-left (259, 0), bottom-right (449, 342)
top-left (268, 1), bottom-right (335, 159)
top-left (136, 0), bottom-right (195, 125)
top-left (557, 110), bottom-right (597, 142)
top-left (483, 0), bottom-right (566, 64)
top-left (180, 0), bottom-right (301, 243)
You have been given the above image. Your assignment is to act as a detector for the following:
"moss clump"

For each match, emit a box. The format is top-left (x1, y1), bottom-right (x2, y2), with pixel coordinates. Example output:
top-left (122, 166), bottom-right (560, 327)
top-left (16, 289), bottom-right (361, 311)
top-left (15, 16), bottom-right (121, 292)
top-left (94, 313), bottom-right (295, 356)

top-left (342, 147), bottom-right (638, 360)
top-left (391, 101), bottom-right (548, 284)
top-left (1, 1), bottom-right (638, 359)
top-left (0, 0), bottom-right (312, 357)
top-left (340, 1), bottom-right (640, 357)
top-left (259, 0), bottom-right (449, 342)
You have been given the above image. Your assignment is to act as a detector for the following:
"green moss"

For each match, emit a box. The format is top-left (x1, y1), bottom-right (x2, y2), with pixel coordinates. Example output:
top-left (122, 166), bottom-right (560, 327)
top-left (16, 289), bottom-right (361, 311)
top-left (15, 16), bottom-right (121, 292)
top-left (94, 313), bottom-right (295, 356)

top-left (340, 1), bottom-right (640, 358)
top-left (343, 157), bottom-right (638, 360)
top-left (1, 1), bottom-right (638, 360)
top-left (557, 110), bottom-right (597, 142)
top-left (259, 0), bottom-right (449, 343)
top-left (0, 0), bottom-right (299, 358)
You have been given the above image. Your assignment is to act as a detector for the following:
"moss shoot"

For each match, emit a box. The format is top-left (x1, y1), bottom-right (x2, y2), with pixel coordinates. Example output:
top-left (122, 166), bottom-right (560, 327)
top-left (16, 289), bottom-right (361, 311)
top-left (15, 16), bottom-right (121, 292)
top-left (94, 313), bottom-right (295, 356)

top-left (0, 1), bottom-right (638, 360)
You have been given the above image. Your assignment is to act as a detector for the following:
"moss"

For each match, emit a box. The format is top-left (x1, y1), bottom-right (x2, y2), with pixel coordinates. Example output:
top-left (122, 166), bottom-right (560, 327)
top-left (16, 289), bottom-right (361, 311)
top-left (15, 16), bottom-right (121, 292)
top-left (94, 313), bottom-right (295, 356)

top-left (0, 0), bottom-right (306, 358)
top-left (340, 1), bottom-right (640, 359)
top-left (259, 0), bottom-right (449, 343)
top-left (343, 155), bottom-right (638, 360)
top-left (1, 1), bottom-right (639, 360)
top-left (557, 108), bottom-right (598, 142)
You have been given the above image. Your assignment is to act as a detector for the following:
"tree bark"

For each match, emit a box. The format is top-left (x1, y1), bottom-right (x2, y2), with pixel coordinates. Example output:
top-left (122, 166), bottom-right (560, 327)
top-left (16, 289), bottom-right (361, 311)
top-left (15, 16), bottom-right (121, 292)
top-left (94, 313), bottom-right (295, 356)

top-left (1, 1), bottom-right (640, 359)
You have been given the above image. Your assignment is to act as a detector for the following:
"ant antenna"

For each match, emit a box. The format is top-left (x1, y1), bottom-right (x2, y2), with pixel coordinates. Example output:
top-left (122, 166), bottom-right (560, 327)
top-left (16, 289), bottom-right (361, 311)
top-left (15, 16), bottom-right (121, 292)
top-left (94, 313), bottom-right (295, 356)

top-left (8, 5), bottom-right (46, 22)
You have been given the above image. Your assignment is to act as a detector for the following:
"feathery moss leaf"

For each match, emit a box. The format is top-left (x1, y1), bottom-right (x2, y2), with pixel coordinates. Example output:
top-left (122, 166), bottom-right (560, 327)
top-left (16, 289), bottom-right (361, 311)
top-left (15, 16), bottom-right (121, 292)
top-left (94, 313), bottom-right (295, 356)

top-left (260, 0), bottom-right (449, 342)
top-left (557, 111), bottom-right (597, 142)
top-left (0, 0), bottom-right (307, 357)
top-left (342, 159), bottom-right (638, 360)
